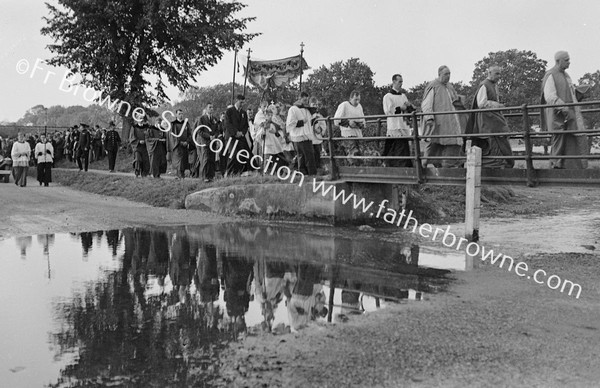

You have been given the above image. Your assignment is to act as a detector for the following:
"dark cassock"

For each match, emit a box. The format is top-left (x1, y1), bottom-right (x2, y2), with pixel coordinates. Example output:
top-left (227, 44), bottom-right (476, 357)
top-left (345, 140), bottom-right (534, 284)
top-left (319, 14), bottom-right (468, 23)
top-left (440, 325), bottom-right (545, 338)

top-left (145, 123), bottom-right (167, 178)
top-left (466, 79), bottom-right (514, 168)
top-left (224, 106), bottom-right (252, 176)
top-left (167, 119), bottom-right (192, 178)
top-left (129, 122), bottom-right (150, 177)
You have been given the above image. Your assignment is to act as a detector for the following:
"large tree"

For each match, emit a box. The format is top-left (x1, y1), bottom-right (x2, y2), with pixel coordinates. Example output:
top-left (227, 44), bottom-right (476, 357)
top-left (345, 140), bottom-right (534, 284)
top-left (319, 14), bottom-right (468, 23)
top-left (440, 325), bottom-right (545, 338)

top-left (304, 58), bottom-right (381, 116)
top-left (470, 49), bottom-right (547, 108)
top-left (579, 71), bottom-right (600, 129)
top-left (41, 0), bottom-right (257, 137)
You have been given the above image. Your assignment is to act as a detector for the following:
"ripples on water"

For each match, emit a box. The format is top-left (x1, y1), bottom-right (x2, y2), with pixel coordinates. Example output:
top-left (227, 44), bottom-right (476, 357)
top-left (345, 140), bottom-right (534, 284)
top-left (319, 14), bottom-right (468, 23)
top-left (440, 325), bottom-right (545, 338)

top-left (0, 224), bottom-right (464, 387)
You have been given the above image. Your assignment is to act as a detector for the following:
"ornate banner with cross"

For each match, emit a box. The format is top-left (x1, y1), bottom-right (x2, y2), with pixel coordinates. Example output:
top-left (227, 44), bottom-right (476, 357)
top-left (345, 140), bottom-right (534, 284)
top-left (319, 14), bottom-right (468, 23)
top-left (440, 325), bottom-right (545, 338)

top-left (242, 54), bottom-right (310, 90)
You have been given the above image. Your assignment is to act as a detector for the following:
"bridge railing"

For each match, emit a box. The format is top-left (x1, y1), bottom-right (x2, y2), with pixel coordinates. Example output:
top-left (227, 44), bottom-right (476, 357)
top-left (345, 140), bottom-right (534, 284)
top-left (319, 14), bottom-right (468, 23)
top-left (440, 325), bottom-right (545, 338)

top-left (316, 99), bottom-right (600, 186)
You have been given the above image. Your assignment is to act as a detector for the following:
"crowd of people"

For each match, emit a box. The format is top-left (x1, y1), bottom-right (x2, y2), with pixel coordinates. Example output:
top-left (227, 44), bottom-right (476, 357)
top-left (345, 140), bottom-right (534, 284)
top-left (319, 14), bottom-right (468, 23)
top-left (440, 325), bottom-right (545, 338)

top-left (1, 50), bottom-right (590, 188)
top-left (0, 122), bottom-right (120, 187)
top-left (333, 51), bottom-right (590, 169)
top-left (126, 97), bottom-right (329, 182)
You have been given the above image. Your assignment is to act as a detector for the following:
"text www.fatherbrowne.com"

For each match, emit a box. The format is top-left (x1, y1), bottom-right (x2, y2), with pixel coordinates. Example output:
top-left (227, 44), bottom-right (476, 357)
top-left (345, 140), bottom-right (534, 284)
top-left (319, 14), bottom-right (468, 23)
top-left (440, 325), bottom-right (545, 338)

top-left (255, 156), bottom-right (582, 299)
top-left (310, 178), bottom-right (583, 299)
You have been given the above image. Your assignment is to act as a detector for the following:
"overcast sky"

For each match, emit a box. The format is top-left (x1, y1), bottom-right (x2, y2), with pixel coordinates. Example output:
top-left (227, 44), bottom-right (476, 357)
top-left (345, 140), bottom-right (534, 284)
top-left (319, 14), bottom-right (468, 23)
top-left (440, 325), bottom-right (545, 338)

top-left (1, 0), bottom-right (599, 122)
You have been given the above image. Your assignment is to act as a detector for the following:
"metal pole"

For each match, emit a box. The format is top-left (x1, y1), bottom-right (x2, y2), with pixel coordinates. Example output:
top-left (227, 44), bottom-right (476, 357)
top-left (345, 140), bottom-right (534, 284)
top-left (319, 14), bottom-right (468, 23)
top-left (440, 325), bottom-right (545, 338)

top-left (243, 47), bottom-right (251, 97)
top-left (231, 49), bottom-right (237, 105)
top-left (326, 117), bottom-right (338, 180)
top-left (411, 111), bottom-right (423, 183)
top-left (521, 104), bottom-right (536, 187)
top-left (299, 42), bottom-right (305, 92)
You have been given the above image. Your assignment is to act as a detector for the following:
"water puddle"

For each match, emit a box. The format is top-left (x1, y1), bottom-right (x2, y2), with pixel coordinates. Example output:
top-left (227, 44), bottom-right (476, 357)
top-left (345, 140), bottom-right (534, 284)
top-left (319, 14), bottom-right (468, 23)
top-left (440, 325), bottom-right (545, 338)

top-left (0, 224), bottom-right (465, 387)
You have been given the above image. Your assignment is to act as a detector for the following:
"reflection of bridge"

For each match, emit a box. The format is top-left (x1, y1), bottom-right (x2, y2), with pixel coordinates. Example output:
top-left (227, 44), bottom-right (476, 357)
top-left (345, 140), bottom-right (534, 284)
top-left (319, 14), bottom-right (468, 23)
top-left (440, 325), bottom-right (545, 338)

top-left (182, 224), bottom-right (453, 297)
top-left (320, 100), bottom-right (600, 187)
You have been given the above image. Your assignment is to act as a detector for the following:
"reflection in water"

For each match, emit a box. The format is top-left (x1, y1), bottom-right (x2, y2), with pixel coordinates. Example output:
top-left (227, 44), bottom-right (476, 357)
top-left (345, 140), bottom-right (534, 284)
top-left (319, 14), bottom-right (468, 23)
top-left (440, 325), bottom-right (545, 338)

top-left (0, 224), bottom-right (461, 387)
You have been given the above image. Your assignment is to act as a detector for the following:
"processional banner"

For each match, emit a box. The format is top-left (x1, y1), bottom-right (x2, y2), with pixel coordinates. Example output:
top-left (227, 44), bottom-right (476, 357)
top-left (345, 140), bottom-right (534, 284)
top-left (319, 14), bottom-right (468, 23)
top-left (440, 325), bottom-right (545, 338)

top-left (243, 55), bottom-right (310, 90)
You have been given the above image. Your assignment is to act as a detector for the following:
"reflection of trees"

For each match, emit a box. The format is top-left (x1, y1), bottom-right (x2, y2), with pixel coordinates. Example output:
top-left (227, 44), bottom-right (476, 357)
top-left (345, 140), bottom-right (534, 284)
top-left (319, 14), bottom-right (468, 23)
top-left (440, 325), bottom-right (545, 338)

top-left (48, 228), bottom-right (236, 387)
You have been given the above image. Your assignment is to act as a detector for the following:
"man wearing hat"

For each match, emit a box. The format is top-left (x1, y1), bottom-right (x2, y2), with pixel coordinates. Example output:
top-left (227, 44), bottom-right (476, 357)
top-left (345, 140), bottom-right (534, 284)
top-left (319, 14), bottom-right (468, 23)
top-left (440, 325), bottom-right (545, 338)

top-left (76, 123), bottom-right (91, 171)
top-left (104, 121), bottom-right (121, 172)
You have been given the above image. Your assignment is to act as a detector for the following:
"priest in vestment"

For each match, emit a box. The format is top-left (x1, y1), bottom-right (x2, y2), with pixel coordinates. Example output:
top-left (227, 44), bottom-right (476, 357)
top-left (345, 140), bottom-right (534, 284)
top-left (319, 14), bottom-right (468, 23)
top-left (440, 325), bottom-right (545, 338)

top-left (467, 66), bottom-right (514, 168)
top-left (541, 51), bottom-right (588, 169)
top-left (421, 66), bottom-right (467, 168)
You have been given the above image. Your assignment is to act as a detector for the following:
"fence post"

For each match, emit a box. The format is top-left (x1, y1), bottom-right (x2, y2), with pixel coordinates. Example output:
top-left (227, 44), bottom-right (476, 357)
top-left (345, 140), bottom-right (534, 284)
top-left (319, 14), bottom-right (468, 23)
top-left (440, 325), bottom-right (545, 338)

top-left (376, 118), bottom-right (382, 138)
top-left (411, 111), bottom-right (424, 184)
top-left (521, 104), bottom-right (535, 187)
top-left (326, 117), bottom-right (339, 180)
top-left (465, 144), bottom-right (481, 243)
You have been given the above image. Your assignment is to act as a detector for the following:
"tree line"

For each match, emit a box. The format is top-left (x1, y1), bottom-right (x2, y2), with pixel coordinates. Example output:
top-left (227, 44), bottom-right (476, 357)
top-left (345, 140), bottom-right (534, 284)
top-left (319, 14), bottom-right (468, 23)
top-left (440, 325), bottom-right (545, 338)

top-left (11, 50), bottom-right (600, 132)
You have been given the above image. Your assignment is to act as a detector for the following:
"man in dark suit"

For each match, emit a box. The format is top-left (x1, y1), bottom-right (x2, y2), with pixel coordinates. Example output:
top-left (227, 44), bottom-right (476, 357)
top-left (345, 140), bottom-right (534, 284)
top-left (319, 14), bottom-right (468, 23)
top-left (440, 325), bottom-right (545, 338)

top-left (225, 94), bottom-right (251, 176)
top-left (193, 102), bottom-right (220, 181)
top-left (77, 123), bottom-right (91, 171)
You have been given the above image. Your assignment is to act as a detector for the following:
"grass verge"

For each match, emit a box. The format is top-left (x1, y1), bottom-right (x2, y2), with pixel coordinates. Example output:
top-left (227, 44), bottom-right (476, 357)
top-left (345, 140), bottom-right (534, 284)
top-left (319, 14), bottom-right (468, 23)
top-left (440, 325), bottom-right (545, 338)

top-left (52, 169), bottom-right (283, 209)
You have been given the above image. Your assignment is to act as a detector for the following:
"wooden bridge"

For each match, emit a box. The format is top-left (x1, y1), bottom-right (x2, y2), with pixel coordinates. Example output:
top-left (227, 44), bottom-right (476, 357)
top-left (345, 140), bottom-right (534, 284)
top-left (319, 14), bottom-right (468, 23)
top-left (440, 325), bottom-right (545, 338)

top-left (320, 100), bottom-right (600, 188)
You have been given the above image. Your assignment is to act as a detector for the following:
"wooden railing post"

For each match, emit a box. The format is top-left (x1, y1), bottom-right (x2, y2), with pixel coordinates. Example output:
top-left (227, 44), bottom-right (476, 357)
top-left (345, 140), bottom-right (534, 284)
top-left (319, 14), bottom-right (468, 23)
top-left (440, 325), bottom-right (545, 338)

top-left (521, 104), bottom-right (536, 187)
top-left (465, 145), bottom-right (481, 243)
top-left (411, 111), bottom-right (424, 184)
top-left (326, 117), bottom-right (339, 180)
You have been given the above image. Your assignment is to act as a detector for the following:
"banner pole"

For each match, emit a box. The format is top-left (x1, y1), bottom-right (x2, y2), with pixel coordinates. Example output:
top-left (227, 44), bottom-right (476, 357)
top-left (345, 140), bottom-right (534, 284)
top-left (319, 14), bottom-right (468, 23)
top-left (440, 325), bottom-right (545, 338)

top-left (231, 49), bottom-right (237, 105)
top-left (299, 42), bottom-right (305, 93)
top-left (243, 47), bottom-right (252, 97)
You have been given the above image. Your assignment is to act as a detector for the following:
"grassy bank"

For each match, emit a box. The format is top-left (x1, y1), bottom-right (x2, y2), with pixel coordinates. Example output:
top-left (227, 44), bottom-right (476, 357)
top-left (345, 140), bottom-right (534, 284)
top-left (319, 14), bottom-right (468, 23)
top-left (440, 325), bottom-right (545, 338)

top-left (50, 166), bottom-right (524, 224)
top-left (52, 169), bottom-right (282, 209)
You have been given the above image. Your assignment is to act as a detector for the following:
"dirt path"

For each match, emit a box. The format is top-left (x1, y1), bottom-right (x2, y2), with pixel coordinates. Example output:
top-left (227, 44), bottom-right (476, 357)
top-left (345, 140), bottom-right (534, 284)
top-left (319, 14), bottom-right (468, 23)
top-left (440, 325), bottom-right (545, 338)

top-left (0, 183), bottom-right (224, 240)
top-left (2, 182), bottom-right (600, 387)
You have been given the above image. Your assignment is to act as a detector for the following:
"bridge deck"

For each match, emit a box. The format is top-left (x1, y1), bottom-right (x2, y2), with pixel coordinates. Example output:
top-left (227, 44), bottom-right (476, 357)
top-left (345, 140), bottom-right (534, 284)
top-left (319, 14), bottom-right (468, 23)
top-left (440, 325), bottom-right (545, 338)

top-left (338, 166), bottom-right (600, 187)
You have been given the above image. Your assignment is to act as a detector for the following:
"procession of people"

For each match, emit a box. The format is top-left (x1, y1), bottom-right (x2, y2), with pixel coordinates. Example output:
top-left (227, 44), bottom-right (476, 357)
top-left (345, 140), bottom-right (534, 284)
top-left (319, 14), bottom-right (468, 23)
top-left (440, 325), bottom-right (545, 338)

top-left (1, 50), bottom-right (594, 188)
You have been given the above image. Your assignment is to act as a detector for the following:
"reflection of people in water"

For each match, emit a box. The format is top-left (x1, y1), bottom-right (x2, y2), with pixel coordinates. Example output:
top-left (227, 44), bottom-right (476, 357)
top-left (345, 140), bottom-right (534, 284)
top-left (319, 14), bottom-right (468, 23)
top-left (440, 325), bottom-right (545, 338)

top-left (37, 234), bottom-right (55, 256)
top-left (170, 232), bottom-right (195, 304)
top-left (105, 230), bottom-right (120, 257)
top-left (147, 230), bottom-right (170, 287)
top-left (80, 232), bottom-right (93, 257)
top-left (195, 244), bottom-right (220, 303)
top-left (16, 236), bottom-right (32, 258)
top-left (284, 263), bottom-right (328, 331)
top-left (194, 245), bottom-right (223, 332)
top-left (222, 253), bottom-right (254, 334)
top-left (402, 244), bottom-right (420, 266)
top-left (254, 259), bottom-right (288, 332)
top-left (336, 289), bottom-right (364, 323)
